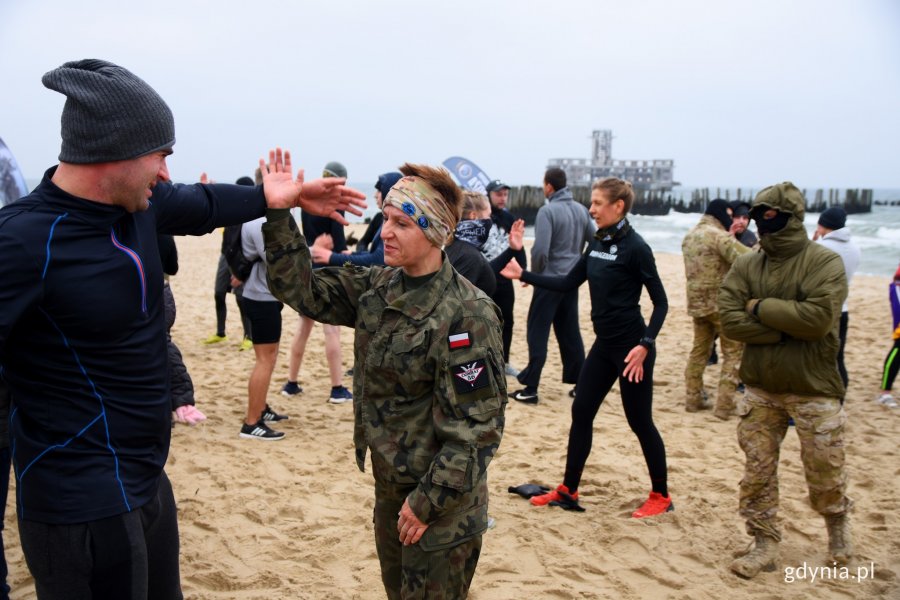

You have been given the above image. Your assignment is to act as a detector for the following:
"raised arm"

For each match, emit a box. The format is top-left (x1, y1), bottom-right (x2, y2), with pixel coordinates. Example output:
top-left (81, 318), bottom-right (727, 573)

top-left (258, 148), bottom-right (366, 225)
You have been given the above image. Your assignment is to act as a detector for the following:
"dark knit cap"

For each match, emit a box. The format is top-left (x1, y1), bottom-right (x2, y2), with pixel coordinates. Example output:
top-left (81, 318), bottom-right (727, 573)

top-left (42, 59), bottom-right (175, 164)
top-left (235, 176), bottom-right (255, 186)
top-left (730, 200), bottom-right (751, 217)
top-left (818, 206), bottom-right (846, 230)
top-left (323, 161), bottom-right (347, 178)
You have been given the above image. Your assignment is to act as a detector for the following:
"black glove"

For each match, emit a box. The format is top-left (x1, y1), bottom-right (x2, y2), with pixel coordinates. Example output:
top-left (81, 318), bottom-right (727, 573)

top-left (507, 483), bottom-right (552, 499)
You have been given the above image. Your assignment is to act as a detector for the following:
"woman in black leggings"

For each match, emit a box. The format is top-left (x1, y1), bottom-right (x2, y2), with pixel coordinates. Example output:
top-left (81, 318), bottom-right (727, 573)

top-left (501, 177), bottom-right (671, 518)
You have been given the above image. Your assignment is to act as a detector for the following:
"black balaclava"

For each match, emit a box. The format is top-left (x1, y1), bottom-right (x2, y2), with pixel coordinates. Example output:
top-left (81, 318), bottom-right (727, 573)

top-left (751, 205), bottom-right (791, 235)
top-left (704, 199), bottom-right (732, 231)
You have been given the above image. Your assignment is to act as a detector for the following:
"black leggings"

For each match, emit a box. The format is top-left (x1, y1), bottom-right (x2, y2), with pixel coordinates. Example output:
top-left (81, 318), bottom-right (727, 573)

top-left (563, 339), bottom-right (668, 497)
top-left (491, 279), bottom-right (515, 362)
top-left (882, 338), bottom-right (900, 392)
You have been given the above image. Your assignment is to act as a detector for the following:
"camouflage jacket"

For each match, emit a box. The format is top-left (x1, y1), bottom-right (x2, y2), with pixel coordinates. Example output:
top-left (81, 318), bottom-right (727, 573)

top-left (681, 214), bottom-right (751, 317)
top-left (263, 212), bottom-right (507, 550)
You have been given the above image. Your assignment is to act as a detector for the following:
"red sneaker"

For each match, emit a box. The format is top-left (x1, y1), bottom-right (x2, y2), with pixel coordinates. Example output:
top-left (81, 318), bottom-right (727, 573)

top-left (632, 492), bottom-right (673, 518)
top-left (531, 484), bottom-right (577, 506)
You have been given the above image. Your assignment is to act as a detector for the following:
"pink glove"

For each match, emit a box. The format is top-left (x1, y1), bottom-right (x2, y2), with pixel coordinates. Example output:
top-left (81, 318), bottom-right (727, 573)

top-left (174, 405), bottom-right (207, 425)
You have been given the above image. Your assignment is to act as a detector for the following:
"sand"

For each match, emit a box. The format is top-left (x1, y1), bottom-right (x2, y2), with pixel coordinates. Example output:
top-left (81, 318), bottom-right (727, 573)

top-left (4, 225), bottom-right (899, 599)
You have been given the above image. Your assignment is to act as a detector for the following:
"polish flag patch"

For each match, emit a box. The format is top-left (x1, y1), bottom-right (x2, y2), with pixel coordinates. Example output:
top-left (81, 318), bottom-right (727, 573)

top-left (448, 332), bottom-right (471, 350)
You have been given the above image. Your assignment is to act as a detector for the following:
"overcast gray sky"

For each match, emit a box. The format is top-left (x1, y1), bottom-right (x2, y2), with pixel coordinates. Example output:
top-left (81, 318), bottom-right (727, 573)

top-left (1, 0), bottom-right (898, 188)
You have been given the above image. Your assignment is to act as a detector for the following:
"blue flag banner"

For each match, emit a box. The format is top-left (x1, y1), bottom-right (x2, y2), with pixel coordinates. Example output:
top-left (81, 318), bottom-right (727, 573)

top-left (0, 136), bottom-right (28, 207)
top-left (442, 156), bottom-right (492, 193)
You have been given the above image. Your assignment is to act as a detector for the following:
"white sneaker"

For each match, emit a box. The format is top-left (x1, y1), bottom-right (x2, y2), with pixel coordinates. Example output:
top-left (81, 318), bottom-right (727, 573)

top-left (505, 364), bottom-right (520, 377)
top-left (876, 393), bottom-right (898, 408)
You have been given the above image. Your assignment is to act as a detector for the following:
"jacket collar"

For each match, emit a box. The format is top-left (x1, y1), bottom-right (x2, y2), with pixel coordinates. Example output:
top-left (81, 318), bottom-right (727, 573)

top-left (381, 253), bottom-right (454, 320)
top-left (37, 166), bottom-right (128, 229)
top-left (547, 187), bottom-right (574, 203)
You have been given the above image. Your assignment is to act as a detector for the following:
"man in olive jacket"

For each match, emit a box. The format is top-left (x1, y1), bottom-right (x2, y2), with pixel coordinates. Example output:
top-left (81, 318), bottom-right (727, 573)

top-left (718, 182), bottom-right (851, 579)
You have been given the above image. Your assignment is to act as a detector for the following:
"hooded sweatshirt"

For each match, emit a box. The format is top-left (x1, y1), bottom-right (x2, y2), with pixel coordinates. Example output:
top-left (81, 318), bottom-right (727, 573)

top-left (718, 182), bottom-right (847, 398)
top-left (815, 227), bottom-right (860, 313)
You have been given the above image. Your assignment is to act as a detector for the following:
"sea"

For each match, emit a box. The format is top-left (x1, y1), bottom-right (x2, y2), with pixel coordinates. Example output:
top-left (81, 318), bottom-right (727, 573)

top-left (343, 184), bottom-right (900, 277)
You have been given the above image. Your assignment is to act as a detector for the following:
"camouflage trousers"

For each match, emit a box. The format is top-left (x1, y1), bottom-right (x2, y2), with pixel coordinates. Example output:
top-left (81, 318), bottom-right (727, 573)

top-left (373, 478), bottom-right (482, 600)
top-left (685, 313), bottom-right (742, 411)
top-left (736, 386), bottom-right (852, 541)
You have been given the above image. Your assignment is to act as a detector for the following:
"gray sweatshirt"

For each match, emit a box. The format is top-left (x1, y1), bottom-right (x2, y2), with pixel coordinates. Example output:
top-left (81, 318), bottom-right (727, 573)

top-left (531, 187), bottom-right (596, 275)
top-left (241, 216), bottom-right (278, 302)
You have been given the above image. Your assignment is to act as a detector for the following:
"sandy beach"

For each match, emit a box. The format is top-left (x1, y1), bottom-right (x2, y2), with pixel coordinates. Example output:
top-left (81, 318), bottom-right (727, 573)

top-left (4, 224), bottom-right (899, 599)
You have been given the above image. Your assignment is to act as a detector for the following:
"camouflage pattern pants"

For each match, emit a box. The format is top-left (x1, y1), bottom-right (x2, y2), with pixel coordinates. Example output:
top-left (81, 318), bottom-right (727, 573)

top-left (736, 386), bottom-right (851, 541)
top-left (373, 478), bottom-right (482, 599)
top-left (684, 313), bottom-right (742, 411)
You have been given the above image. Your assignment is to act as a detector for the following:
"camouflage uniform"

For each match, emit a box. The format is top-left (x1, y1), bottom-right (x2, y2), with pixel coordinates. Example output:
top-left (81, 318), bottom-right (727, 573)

top-left (736, 387), bottom-right (848, 540)
top-left (681, 214), bottom-right (750, 413)
top-left (263, 212), bottom-right (507, 599)
top-left (719, 182), bottom-right (851, 565)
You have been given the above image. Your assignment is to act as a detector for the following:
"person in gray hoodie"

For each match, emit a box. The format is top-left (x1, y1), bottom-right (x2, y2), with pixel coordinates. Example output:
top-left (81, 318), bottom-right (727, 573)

top-left (813, 206), bottom-right (861, 394)
top-left (511, 168), bottom-right (595, 404)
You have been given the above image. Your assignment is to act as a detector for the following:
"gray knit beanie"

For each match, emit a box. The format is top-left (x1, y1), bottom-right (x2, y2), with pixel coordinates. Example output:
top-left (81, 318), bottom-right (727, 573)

top-left (42, 59), bottom-right (175, 164)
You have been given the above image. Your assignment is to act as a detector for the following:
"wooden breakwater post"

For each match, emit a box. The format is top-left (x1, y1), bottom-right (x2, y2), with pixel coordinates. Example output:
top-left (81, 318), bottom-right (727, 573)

top-left (671, 188), bottom-right (873, 214)
top-left (506, 186), bottom-right (874, 224)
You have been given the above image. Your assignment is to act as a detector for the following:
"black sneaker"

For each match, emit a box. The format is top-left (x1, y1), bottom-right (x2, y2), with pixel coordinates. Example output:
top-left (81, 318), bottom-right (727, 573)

top-left (510, 388), bottom-right (539, 404)
top-left (281, 381), bottom-right (303, 396)
top-left (261, 404), bottom-right (289, 422)
top-left (568, 386), bottom-right (577, 398)
top-left (239, 420), bottom-right (285, 441)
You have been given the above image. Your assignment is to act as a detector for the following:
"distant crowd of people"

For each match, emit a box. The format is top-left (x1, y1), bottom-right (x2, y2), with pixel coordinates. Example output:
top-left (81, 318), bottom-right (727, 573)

top-left (0, 57), bottom-right (893, 599)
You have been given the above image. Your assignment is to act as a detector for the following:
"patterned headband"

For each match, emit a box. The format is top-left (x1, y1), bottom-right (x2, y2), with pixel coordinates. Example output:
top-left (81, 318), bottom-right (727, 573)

top-left (382, 176), bottom-right (457, 248)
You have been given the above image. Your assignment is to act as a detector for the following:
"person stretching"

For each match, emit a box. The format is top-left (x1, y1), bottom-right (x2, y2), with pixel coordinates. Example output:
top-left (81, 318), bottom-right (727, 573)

top-left (501, 176), bottom-right (672, 518)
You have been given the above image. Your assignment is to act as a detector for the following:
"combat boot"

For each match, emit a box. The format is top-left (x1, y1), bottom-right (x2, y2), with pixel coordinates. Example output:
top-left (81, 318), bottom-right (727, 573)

top-left (825, 514), bottom-right (853, 565)
top-left (730, 534), bottom-right (778, 579)
top-left (685, 390), bottom-right (713, 413)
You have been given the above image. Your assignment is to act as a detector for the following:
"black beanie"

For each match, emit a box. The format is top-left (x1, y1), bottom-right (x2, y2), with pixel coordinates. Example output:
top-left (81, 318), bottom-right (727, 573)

top-left (705, 198), bottom-right (733, 231)
top-left (235, 176), bottom-right (255, 186)
top-left (42, 59), bottom-right (175, 164)
top-left (818, 206), bottom-right (846, 230)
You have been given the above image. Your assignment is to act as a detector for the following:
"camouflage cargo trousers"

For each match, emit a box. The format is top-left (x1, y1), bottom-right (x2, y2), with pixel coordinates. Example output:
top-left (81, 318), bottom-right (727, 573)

top-left (685, 312), bottom-right (742, 411)
top-left (736, 386), bottom-right (852, 541)
top-left (373, 478), bottom-right (482, 600)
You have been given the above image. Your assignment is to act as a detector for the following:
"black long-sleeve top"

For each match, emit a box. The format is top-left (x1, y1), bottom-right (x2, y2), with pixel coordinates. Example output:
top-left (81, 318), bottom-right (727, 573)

top-left (0, 167), bottom-right (266, 524)
top-left (520, 227), bottom-right (667, 346)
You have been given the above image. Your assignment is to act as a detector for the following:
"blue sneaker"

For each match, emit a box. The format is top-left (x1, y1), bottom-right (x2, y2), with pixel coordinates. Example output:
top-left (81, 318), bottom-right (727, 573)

top-left (329, 386), bottom-right (353, 404)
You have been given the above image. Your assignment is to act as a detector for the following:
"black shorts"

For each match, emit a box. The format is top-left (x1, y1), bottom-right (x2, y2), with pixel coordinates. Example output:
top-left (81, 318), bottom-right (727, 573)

top-left (241, 298), bottom-right (283, 344)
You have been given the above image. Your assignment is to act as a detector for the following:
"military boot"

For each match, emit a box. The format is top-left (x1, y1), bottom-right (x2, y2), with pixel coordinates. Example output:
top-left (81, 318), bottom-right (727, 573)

top-left (825, 514), bottom-right (853, 564)
top-left (730, 534), bottom-right (778, 578)
top-left (685, 390), bottom-right (713, 413)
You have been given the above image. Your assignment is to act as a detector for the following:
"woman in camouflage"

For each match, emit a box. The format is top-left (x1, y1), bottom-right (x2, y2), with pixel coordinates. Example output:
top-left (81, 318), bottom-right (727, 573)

top-left (262, 158), bottom-right (507, 600)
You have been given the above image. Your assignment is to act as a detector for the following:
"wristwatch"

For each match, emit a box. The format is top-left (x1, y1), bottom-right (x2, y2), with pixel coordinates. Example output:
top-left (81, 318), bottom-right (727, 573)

top-left (639, 336), bottom-right (655, 349)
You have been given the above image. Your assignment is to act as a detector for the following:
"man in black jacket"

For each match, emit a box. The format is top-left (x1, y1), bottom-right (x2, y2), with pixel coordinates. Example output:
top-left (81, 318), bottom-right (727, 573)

top-left (0, 59), bottom-right (363, 600)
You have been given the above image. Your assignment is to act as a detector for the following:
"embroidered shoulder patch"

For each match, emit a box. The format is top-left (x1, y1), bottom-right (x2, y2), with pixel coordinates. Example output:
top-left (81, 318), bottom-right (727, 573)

top-left (452, 358), bottom-right (490, 394)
